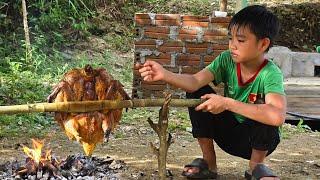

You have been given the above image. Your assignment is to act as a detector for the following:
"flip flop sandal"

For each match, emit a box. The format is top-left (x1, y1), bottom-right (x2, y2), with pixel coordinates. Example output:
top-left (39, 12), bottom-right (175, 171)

top-left (245, 164), bottom-right (279, 180)
top-left (181, 158), bottom-right (217, 179)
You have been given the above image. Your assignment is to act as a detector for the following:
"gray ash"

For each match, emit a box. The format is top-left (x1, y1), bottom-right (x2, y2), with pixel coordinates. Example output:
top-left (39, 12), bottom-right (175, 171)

top-left (0, 154), bottom-right (126, 180)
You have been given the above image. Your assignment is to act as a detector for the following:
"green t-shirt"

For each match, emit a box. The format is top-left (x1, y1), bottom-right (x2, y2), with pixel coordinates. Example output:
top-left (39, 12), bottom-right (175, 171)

top-left (206, 50), bottom-right (285, 123)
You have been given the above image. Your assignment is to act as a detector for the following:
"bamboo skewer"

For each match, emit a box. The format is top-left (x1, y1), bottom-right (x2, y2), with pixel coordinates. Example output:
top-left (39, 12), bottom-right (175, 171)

top-left (0, 99), bottom-right (204, 115)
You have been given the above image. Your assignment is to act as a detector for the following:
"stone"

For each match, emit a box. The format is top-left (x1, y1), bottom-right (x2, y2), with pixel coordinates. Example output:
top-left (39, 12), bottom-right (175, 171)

top-left (266, 46), bottom-right (293, 78)
top-left (291, 52), bottom-right (320, 77)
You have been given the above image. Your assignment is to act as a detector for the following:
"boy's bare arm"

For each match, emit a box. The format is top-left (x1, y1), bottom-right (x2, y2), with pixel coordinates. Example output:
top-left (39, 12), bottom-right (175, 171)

top-left (196, 93), bottom-right (286, 126)
top-left (225, 93), bottom-right (286, 126)
top-left (137, 61), bottom-right (214, 92)
top-left (164, 69), bottom-right (214, 92)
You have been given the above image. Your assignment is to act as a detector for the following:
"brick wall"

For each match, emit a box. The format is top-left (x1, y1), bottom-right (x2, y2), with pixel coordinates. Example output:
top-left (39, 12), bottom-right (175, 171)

top-left (132, 13), bottom-right (230, 98)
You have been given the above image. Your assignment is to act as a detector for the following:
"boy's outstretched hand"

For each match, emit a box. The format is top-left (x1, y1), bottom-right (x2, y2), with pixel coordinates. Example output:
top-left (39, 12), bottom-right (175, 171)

top-left (195, 94), bottom-right (228, 114)
top-left (136, 61), bottom-right (167, 82)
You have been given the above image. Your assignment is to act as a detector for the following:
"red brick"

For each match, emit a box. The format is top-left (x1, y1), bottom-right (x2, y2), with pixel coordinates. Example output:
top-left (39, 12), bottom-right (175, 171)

top-left (135, 39), bottom-right (157, 50)
top-left (135, 18), bottom-right (152, 26)
top-left (156, 14), bottom-right (180, 20)
top-left (145, 53), bottom-right (171, 65)
top-left (181, 66), bottom-right (202, 74)
top-left (185, 42), bottom-right (209, 54)
top-left (144, 27), bottom-right (170, 39)
top-left (182, 15), bottom-right (209, 22)
top-left (158, 46), bottom-right (183, 52)
top-left (186, 47), bottom-right (208, 54)
top-left (211, 44), bottom-right (229, 50)
top-left (204, 29), bottom-right (228, 36)
top-left (203, 35), bottom-right (228, 43)
top-left (144, 32), bottom-right (168, 39)
top-left (177, 60), bottom-right (200, 66)
top-left (135, 13), bottom-right (152, 19)
top-left (213, 50), bottom-right (225, 55)
top-left (182, 21), bottom-right (209, 27)
top-left (210, 22), bottom-right (229, 28)
top-left (162, 41), bottom-right (184, 47)
top-left (177, 54), bottom-right (201, 61)
top-left (185, 42), bottom-right (209, 48)
top-left (177, 34), bottom-right (198, 41)
top-left (179, 28), bottom-right (198, 35)
top-left (146, 58), bottom-right (171, 65)
top-left (149, 53), bottom-right (170, 59)
top-left (158, 41), bottom-right (183, 52)
top-left (145, 26), bottom-right (170, 33)
top-left (135, 39), bottom-right (157, 45)
top-left (155, 19), bottom-right (180, 26)
top-left (210, 17), bottom-right (231, 23)
top-left (147, 52), bottom-right (171, 59)
top-left (204, 61), bottom-right (213, 66)
top-left (204, 54), bottom-right (220, 62)
top-left (176, 54), bottom-right (201, 67)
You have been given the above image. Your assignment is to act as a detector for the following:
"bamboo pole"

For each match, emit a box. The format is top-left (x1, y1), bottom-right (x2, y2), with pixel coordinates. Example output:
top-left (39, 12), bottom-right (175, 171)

top-left (0, 99), bottom-right (204, 115)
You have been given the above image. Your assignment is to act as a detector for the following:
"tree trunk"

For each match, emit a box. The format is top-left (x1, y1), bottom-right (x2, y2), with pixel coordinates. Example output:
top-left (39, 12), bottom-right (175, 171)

top-left (0, 99), bottom-right (204, 115)
top-left (220, 0), bottom-right (227, 12)
top-left (22, 0), bottom-right (31, 61)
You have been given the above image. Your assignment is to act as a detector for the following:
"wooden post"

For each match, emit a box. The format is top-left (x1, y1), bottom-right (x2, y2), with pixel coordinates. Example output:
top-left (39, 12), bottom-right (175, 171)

top-left (148, 94), bottom-right (173, 180)
top-left (220, 0), bottom-right (228, 12)
top-left (22, 0), bottom-right (31, 61)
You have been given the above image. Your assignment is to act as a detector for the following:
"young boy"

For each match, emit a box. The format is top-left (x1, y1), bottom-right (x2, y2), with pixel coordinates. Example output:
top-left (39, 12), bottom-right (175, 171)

top-left (137, 5), bottom-right (285, 179)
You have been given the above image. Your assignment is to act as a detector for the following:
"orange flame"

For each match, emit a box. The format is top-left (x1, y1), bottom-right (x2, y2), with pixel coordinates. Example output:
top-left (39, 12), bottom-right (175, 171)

top-left (22, 139), bottom-right (51, 164)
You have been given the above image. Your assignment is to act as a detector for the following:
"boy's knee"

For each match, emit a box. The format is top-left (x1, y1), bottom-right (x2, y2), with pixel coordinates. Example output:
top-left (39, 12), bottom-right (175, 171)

top-left (186, 85), bottom-right (216, 99)
top-left (250, 121), bottom-right (280, 152)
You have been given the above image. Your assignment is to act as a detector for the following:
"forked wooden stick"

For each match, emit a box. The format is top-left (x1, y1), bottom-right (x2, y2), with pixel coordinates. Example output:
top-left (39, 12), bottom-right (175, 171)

top-left (148, 94), bottom-right (173, 180)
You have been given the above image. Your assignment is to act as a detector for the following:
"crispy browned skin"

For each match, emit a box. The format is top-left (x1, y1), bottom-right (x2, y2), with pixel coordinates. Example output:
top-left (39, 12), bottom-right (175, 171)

top-left (47, 65), bottom-right (130, 155)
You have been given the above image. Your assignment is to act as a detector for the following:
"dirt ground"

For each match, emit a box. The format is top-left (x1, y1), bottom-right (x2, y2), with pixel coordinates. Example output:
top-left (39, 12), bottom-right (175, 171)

top-left (0, 123), bottom-right (320, 179)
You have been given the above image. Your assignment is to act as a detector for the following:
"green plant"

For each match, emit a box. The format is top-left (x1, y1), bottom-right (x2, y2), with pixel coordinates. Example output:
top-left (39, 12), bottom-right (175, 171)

top-left (296, 118), bottom-right (311, 132)
top-left (0, 113), bottom-right (54, 138)
top-left (168, 109), bottom-right (191, 131)
top-left (114, 131), bottom-right (125, 139)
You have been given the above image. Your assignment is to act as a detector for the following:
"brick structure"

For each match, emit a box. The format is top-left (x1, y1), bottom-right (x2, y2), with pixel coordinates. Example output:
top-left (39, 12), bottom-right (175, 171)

top-left (133, 13), bottom-right (230, 98)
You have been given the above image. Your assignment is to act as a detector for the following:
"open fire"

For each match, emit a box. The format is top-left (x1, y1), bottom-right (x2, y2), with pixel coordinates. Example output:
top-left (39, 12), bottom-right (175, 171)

top-left (0, 139), bottom-right (126, 179)
top-left (19, 139), bottom-right (58, 177)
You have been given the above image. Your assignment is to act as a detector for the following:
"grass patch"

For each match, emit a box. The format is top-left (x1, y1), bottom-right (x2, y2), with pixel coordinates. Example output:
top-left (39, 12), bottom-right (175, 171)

top-left (280, 119), bottom-right (312, 139)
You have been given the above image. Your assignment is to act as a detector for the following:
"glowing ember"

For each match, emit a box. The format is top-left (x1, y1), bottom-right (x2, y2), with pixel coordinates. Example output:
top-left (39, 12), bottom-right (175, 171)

top-left (22, 139), bottom-right (51, 164)
top-left (0, 139), bottom-right (126, 179)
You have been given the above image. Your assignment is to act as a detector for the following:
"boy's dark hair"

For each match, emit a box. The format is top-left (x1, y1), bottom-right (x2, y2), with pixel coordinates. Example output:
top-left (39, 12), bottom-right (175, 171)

top-left (228, 5), bottom-right (280, 52)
